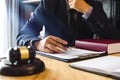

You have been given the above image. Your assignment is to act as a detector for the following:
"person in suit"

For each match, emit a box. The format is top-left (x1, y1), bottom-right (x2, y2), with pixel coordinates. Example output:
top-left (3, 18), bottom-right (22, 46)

top-left (17, 0), bottom-right (120, 53)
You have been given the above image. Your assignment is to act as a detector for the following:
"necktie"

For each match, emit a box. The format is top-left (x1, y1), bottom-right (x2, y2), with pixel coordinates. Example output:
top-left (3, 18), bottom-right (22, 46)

top-left (66, 1), bottom-right (78, 46)
top-left (69, 9), bottom-right (77, 37)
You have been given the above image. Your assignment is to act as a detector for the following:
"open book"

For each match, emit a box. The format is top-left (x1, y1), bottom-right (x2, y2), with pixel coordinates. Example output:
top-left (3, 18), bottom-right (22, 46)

top-left (36, 47), bottom-right (106, 62)
top-left (70, 56), bottom-right (120, 78)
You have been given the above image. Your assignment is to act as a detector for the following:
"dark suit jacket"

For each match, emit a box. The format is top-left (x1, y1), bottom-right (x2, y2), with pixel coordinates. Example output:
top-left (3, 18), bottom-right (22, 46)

top-left (17, 0), bottom-right (120, 46)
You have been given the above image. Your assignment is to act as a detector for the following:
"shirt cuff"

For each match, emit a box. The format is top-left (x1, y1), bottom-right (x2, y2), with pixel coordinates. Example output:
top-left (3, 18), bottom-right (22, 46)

top-left (29, 39), bottom-right (40, 50)
top-left (82, 7), bottom-right (93, 19)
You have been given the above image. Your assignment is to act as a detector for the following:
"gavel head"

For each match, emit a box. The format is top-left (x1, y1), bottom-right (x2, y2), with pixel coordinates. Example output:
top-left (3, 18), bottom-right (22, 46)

top-left (8, 46), bottom-right (36, 65)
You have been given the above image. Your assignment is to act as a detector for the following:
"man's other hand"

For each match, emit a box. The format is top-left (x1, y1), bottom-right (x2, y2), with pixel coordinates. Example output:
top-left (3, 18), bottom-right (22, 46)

top-left (68, 0), bottom-right (92, 13)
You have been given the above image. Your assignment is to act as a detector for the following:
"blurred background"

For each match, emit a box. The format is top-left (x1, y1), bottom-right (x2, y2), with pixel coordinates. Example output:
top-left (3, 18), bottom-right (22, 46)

top-left (0, 0), bottom-right (120, 57)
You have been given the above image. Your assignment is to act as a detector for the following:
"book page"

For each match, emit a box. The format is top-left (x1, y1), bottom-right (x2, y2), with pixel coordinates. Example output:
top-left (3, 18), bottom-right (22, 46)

top-left (70, 56), bottom-right (120, 76)
top-left (111, 68), bottom-right (120, 77)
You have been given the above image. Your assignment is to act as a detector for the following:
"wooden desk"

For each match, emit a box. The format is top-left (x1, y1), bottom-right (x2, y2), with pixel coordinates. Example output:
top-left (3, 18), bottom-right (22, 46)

top-left (1, 54), bottom-right (120, 80)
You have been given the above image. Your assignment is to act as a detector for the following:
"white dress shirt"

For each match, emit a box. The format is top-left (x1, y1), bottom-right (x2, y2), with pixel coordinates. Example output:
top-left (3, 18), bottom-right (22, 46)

top-left (66, 0), bottom-right (93, 19)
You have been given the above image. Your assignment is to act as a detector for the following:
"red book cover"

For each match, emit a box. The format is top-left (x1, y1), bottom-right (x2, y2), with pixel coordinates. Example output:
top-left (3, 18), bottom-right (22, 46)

top-left (75, 39), bottom-right (120, 54)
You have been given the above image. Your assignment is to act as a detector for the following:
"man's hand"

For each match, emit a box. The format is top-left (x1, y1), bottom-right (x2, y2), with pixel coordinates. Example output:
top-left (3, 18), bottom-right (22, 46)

top-left (34, 35), bottom-right (68, 53)
top-left (68, 0), bottom-right (92, 13)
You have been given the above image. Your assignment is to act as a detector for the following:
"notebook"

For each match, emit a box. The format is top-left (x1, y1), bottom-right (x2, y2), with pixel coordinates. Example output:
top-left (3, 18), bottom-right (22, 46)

top-left (70, 56), bottom-right (120, 79)
top-left (36, 47), bottom-right (106, 62)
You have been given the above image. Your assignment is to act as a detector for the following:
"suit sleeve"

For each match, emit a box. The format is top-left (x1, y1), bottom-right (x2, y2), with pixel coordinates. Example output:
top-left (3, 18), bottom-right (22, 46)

top-left (17, 1), bottom-right (45, 46)
top-left (85, 1), bottom-right (120, 39)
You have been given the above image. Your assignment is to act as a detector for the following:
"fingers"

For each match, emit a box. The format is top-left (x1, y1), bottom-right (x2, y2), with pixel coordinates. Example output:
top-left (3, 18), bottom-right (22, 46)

top-left (48, 38), bottom-right (67, 51)
top-left (68, 0), bottom-right (76, 9)
top-left (36, 35), bottom-right (68, 53)
top-left (46, 43), bottom-right (62, 53)
top-left (45, 35), bottom-right (68, 53)
top-left (68, 0), bottom-right (92, 13)
top-left (50, 35), bottom-right (68, 45)
top-left (35, 40), bottom-right (56, 53)
top-left (44, 47), bottom-right (54, 53)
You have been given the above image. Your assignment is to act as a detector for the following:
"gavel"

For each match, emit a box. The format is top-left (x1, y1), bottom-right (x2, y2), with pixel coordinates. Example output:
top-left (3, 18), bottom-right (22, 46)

top-left (0, 46), bottom-right (45, 76)
top-left (9, 46), bottom-right (35, 65)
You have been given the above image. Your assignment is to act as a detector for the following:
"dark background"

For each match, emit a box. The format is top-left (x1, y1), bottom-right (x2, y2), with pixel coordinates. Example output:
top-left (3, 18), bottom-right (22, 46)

top-left (19, 0), bottom-right (120, 33)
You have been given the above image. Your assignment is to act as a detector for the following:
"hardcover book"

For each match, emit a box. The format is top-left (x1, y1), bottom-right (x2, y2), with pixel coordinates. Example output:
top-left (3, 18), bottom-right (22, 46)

top-left (75, 39), bottom-right (120, 54)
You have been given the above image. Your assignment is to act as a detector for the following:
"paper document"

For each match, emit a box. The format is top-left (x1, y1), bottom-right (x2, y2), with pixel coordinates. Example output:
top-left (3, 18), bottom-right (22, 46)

top-left (70, 56), bottom-right (120, 78)
top-left (36, 47), bottom-right (106, 62)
